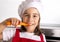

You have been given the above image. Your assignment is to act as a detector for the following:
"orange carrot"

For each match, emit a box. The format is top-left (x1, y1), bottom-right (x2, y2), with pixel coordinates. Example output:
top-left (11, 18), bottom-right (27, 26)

top-left (6, 21), bottom-right (29, 26)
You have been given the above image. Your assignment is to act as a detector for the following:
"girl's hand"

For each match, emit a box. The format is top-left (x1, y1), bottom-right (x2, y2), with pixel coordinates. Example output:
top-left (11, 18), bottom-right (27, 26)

top-left (8, 18), bottom-right (20, 27)
top-left (2, 18), bottom-right (20, 27)
top-left (0, 18), bottom-right (20, 33)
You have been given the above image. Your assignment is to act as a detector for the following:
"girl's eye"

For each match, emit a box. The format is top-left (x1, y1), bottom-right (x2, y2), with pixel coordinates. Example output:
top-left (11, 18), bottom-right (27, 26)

top-left (33, 15), bottom-right (37, 17)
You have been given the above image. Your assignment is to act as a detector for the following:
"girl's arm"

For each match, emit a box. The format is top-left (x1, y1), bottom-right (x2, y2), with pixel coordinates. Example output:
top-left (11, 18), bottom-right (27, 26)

top-left (0, 23), bottom-right (6, 40)
top-left (0, 23), bottom-right (16, 41)
top-left (0, 33), bottom-right (3, 40)
top-left (0, 18), bottom-right (20, 41)
top-left (3, 28), bottom-right (16, 41)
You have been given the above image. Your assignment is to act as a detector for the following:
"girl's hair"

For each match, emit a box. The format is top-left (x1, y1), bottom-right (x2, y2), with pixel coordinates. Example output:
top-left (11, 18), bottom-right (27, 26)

top-left (20, 17), bottom-right (42, 36)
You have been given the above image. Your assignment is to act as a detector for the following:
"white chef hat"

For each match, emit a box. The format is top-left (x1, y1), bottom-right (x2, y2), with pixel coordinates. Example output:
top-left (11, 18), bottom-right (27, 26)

top-left (18, 0), bottom-right (43, 18)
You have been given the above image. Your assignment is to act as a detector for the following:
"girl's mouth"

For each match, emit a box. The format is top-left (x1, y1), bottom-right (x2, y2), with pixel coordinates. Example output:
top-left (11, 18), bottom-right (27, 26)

top-left (28, 24), bottom-right (34, 26)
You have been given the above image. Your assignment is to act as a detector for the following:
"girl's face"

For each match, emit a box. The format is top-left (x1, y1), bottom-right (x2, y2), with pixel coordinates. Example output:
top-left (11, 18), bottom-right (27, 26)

top-left (22, 7), bottom-right (40, 32)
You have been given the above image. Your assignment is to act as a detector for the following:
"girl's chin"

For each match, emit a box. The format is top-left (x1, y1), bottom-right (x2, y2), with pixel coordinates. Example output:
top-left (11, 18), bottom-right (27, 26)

top-left (26, 25), bottom-right (34, 27)
top-left (26, 26), bottom-right (35, 28)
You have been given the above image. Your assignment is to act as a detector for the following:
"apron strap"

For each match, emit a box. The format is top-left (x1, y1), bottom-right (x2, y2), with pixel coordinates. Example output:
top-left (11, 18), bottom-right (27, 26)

top-left (15, 29), bottom-right (20, 37)
top-left (12, 28), bottom-right (20, 42)
top-left (40, 34), bottom-right (44, 42)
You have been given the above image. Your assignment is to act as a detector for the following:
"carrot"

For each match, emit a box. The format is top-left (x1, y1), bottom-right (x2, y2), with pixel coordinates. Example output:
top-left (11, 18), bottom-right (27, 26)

top-left (6, 21), bottom-right (29, 26)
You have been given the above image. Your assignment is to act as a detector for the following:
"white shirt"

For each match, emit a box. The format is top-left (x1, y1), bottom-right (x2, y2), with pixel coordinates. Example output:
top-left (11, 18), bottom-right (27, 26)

top-left (3, 28), bottom-right (46, 42)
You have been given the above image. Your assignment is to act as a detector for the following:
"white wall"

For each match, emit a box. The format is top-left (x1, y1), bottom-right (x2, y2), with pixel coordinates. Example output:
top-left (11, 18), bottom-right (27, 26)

top-left (0, 0), bottom-right (60, 25)
top-left (41, 0), bottom-right (60, 24)
top-left (0, 0), bottom-right (24, 22)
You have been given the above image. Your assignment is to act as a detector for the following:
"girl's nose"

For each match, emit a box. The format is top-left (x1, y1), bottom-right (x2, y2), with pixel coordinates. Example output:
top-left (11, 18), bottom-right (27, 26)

top-left (28, 16), bottom-right (33, 22)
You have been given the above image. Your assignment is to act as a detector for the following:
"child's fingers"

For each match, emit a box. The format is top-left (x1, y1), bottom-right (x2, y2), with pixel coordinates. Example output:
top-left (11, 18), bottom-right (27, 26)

top-left (11, 18), bottom-right (13, 25)
top-left (16, 20), bottom-right (19, 26)
top-left (4, 18), bottom-right (20, 27)
top-left (11, 18), bottom-right (20, 26)
top-left (15, 19), bottom-right (20, 27)
top-left (11, 18), bottom-right (16, 26)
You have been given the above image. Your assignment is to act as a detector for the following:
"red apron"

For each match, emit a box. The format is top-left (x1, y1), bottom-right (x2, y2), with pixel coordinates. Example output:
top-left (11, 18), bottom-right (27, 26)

top-left (12, 29), bottom-right (44, 42)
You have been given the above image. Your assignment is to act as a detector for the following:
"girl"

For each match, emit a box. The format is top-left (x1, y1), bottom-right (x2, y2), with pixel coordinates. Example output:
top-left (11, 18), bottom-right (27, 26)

top-left (0, 0), bottom-right (46, 42)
